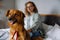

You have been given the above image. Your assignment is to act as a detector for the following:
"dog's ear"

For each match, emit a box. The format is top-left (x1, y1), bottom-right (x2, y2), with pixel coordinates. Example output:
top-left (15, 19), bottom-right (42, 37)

top-left (6, 10), bottom-right (10, 17)
top-left (19, 11), bottom-right (25, 18)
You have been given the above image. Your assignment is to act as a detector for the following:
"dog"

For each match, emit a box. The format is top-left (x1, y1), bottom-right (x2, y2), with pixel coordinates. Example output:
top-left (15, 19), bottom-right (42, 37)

top-left (6, 9), bottom-right (30, 40)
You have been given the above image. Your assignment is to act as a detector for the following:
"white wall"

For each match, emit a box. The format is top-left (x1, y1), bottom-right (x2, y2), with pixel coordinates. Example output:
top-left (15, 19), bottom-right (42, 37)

top-left (15, 0), bottom-right (60, 14)
top-left (15, 0), bottom-right (26, 12)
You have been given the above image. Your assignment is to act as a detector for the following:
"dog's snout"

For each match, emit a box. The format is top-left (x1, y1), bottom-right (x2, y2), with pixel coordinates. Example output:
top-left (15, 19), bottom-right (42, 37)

top-left (8, 15), bottom-right (15, 21)
top-left (9, 17), bottom-right (12, 21)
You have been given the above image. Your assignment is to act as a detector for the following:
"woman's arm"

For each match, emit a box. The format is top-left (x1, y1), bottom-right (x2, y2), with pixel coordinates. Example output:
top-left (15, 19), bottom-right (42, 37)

top-left (29, 14), bottom-right (42, 32)
top-left (30, 14), bottom-right (45, 37)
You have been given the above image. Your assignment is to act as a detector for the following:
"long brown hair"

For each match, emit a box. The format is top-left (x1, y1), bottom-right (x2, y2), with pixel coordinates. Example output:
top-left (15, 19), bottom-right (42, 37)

top-left (25, 1), bottom-right (38, 15)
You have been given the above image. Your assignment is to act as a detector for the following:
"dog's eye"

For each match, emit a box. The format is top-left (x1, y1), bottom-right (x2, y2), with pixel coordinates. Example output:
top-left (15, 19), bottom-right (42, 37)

top-left (15, 14), bottom-right (19, 16)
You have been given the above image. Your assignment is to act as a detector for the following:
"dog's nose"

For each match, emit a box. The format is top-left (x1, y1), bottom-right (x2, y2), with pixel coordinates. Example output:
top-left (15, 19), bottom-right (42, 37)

top-left (9, 18), bottom-right (12, 21)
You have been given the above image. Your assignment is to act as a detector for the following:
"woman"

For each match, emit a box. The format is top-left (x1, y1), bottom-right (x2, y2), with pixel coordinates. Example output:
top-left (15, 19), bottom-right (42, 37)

top-left (24, 1), bottom-right (45, 38)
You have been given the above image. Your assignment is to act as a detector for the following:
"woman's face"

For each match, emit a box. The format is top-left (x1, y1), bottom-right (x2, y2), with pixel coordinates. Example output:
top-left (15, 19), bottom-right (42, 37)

top-left (26, 3), bottom-right (34, 13)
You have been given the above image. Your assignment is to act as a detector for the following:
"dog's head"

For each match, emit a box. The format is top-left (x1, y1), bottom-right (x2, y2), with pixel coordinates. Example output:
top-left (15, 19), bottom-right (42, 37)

top-left (6, 9), bottom-right (25, 25)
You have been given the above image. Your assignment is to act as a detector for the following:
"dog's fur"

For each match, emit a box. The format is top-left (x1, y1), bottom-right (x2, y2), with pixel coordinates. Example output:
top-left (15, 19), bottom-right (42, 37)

top-left (6, 9), bottom-right (30, 40)
top-left (6, 9), bottom-right (43, 40)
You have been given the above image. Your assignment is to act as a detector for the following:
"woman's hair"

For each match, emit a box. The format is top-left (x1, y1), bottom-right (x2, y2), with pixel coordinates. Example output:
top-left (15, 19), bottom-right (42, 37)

top-left (25, 1), bottom-right (38, 15)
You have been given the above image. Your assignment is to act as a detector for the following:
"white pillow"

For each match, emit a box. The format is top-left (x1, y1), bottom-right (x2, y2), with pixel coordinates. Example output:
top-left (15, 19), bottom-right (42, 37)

top-left (46, 24), bottom-right (60, 40)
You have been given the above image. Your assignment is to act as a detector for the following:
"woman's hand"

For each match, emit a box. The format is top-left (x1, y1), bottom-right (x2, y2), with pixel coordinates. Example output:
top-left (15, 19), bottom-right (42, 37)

top-left (27, 29), bottom-right (32, 32)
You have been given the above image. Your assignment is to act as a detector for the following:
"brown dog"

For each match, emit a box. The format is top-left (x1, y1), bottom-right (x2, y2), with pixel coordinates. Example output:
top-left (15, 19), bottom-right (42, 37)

top-left (6, 9), bottom-right (30, 40)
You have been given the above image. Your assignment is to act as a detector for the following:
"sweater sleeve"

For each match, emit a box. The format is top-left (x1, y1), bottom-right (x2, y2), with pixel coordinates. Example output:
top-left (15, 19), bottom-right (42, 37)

top-left (24, 17), bottom-right (30, 30)
top-left (30, 14), bottom-right (43, 32)
top-left (31, 14), bottom-right (45, 37)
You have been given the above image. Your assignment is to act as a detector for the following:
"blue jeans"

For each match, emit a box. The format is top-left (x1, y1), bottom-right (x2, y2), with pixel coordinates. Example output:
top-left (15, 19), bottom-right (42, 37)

top-left (29, 31), bottom-right (41, 38)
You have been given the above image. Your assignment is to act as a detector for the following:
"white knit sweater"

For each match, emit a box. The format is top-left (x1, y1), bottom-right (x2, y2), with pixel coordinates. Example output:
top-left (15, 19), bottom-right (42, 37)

top-left (24, 13), bottom-right (44, 32)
